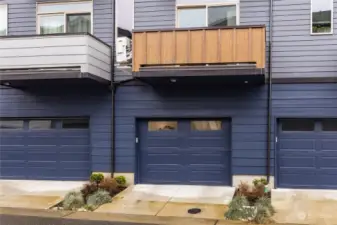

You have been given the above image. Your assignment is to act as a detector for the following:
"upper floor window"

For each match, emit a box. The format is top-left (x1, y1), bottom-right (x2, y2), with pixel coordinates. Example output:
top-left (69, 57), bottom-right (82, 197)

top-left (311, 0), bottom-right (333, 34)
top-left (177, 1), bottom-right (238, 28)
top-left (0, 4), bottom-right (7, 35)
top-left (37, 1), bottom-right (93, 35)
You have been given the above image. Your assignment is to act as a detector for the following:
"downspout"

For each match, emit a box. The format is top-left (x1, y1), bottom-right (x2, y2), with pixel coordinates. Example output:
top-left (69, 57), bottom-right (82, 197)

top-left (110, 0), bottom-right (116, 177)
top-left (266, 0), bottom-right (273, 183)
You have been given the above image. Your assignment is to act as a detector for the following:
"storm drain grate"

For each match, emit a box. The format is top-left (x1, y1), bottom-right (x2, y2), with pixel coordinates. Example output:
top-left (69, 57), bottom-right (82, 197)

top-left (187, 208), bottom-right (201, 214)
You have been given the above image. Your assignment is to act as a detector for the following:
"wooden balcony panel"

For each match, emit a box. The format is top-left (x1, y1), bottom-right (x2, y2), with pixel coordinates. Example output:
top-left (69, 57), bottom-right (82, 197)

top-left (132, 25), bottom-right (266, 72)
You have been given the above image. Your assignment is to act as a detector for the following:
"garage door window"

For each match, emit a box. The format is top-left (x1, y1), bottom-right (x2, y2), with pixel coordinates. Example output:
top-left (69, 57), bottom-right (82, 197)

top-left (282, 119), bottom-right (315, 131)
top-left (62, 119), bottom-right (89, 129)
top-left (0, 120), bottom-right (24, 129)
top-left (322, 119), bottom-right (337, 131)
top-left (148, 121), bottom-right (177, 131)
top-left (29, 120), bottom-right (56, 129)
top-left (191, 120), bottom-right (222, 131)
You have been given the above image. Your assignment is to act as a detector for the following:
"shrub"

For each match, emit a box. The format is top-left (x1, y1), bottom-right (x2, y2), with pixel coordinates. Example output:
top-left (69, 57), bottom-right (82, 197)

top-left (237, 182), bottom-right (250, 197)
top-left (90, 173), bottom-right (104, 184)
top-left (237, 182), bottom-right (265, 205)
top-left (98, 178), bottom-right (121, 197)
top-left (225, 196), bottom-right (254, 221)
top-left (114, 175), bottom-right (127, 186)
top-left (81, 182), bottom-right (99, 201)
top-left (253, 178), bottom-right (268, 187)
top-left (63, 191), bottom-right (85, 210)
top-left (87, 189), bottom-right (112, 208)
top-left (253, 197), bottom-right (275, 224)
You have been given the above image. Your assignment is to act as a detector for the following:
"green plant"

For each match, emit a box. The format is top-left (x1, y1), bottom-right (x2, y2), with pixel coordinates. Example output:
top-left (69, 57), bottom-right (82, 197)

top-left (87, 189), bottom-right (112, 208)
top-left (83, 204), bottom-right (96, 211)
top-left (114, 175), bottom-right (127, 186)
top-left (253, 197), bottom-right (275, 224)
top-left (253, 178), bottom-right (268, 187)
top-left (90, 173), bottom-right (104, 184)
top-left (63, 191), bottom-right (85, 210)
top-left (81, 182), bottom-right (99, 201)
top-left (225, 196), bottom-right (254, 221)
top-left (98, 178), bottom-right (121, 196)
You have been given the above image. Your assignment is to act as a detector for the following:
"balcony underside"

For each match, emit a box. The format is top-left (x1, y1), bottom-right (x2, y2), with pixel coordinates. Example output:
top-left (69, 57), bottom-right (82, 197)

top-left (0, 67), bottom-right (110, 88)
top-left (134, 63), bottom-right (265, 86)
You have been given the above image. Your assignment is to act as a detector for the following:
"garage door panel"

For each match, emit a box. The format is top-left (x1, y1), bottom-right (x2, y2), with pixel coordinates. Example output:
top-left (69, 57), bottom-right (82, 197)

top-left (279, 140), bottom-right (315, 150)
top-left (280, 174), bottom-right (317, 187)
top-left (27, 168), bottom-right (58, 178)
top-left (318, 176), bottom-right (337, 186)
top-left (187, 137), bottom-right (226, 147)
top-left (0, 118), bottom-right (90, 180)
top-left (279, 167), bottom-right (316, 175)
top-left (146, 138), bottom-right (181, 147)
top-left (189, 154), bottom-right (229, 164)
top-left (60, 161), bottom-right (91, 168)
top-left (25, 153), bottom-right (58, 161)
top-left (318, 157), bottom-right (337, 168)
top-left (138, 119), bottom-right (231, 185)
top-left (279, 156), bottom-right (315, 168)
top-left (142, 155), bottom-right (181, 164)
top-left (0, 151), bottom-right (25, 160)
top-left (144, 147), bottom-right (181, 154)
top-left (321, 140), bottom-right (337, 150)
top-left (278, 118), bottom-right (337, 189)
top-left (58, 153), bottom-right (90, 161)
top-left (58, 170), bottom-right (92, 180)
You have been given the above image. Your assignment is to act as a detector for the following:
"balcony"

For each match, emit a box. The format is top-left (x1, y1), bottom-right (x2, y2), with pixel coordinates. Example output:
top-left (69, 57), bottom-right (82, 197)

top-left (132, 25), bottom-right (266, 85)
top-left (0, 33), bottom-right (111, 87)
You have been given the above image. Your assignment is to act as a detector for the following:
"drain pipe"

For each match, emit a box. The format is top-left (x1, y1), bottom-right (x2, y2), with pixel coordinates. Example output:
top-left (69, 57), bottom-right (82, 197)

top-left (110, 0), bottom-right (116, 177)
top-left (266, 0), bottom-right (274, 183)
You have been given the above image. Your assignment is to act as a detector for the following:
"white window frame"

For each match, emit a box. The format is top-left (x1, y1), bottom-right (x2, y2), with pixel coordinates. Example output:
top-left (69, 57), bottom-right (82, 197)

top-left (310, 0), bottom-right (334, 35)
top-left (176, 2), bottom-right (239, 28)
top-left (0, 4), bottom-right (8, 35)
top-left (36, 1), bottom-right (94, 34)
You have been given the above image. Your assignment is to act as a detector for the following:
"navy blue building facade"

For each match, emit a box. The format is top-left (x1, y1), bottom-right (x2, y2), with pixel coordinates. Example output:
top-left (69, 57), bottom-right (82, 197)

top-left (1, 0), bottom-right (337, 189)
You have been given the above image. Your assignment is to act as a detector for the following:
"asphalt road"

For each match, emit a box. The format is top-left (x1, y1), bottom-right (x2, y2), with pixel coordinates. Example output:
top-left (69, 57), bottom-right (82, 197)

top-left (0, 214), bottom-right (157, 225)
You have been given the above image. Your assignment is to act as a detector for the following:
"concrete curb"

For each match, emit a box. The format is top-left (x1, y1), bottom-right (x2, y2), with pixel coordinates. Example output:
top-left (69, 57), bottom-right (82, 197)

top-left (0, 207), bottom-right (74, 218)
top-left (0, 207), bottom-right (304, 225)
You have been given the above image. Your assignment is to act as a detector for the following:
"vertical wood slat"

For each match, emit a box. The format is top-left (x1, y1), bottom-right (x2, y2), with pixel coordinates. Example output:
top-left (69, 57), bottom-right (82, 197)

top-left (133, 26), bottom-right (266, 71)
top-left (160, 31), bottom-right (175, 64)
top-left (236, 29), bottom-right (249, 63)
top-left (176, 31), bottom-right (188, 64)
top-left (190, 30), bottom-right (204, 63)
top-left (205, 29), bottom-right (218, 63)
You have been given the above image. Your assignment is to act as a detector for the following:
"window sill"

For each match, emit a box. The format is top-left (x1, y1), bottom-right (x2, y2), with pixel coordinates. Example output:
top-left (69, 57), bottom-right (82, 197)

top-left (310, 32), bottom-right (334, 36)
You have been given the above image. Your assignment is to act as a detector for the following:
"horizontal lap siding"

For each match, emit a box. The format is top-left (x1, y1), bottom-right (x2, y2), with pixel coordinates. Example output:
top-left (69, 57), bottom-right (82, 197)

top-left (240, 0), bottom-right (270, 77)
top-left (0, 86), bottom-right (112, 172)
top-left (273, 83), bottom-right (337, 117)
top-left (272, 0), bottom-right (337, 79)
top-left (1, 0), bottom-right (114, 46)
top-left (115, 82), bottom-right (273, 175)
top-left (134, 0), bottom-right (175, 29)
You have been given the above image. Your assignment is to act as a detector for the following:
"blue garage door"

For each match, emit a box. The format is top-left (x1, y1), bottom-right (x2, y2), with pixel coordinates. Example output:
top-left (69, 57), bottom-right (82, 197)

top-left (278, 119), bottom-right (337, 189)
top-left (138, 119), bottom-right (231, 185)
top-left (0, 118), bottom-right (90, 180)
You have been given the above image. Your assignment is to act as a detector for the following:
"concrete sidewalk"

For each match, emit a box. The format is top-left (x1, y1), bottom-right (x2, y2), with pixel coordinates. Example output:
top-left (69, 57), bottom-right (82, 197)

top-left (0, 180), bottom-right (85, 209)
top-left (95, 184), bottom-right (234, 220)
top-left (272, 189), bottom-right (337, 225)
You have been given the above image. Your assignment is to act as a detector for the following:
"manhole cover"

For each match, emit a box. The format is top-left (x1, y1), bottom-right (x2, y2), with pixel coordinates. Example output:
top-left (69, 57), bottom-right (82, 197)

top-left (187, 208), bottom-right (201, 214)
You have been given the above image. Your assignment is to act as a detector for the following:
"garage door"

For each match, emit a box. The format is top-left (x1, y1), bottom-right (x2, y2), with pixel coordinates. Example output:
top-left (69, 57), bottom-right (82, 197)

top-left (278, 119), bottom-right (337, 189)
top-left (138, 119), bottom-right (231, 185)
top-left (0, 118), bottom-right (90, 180)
